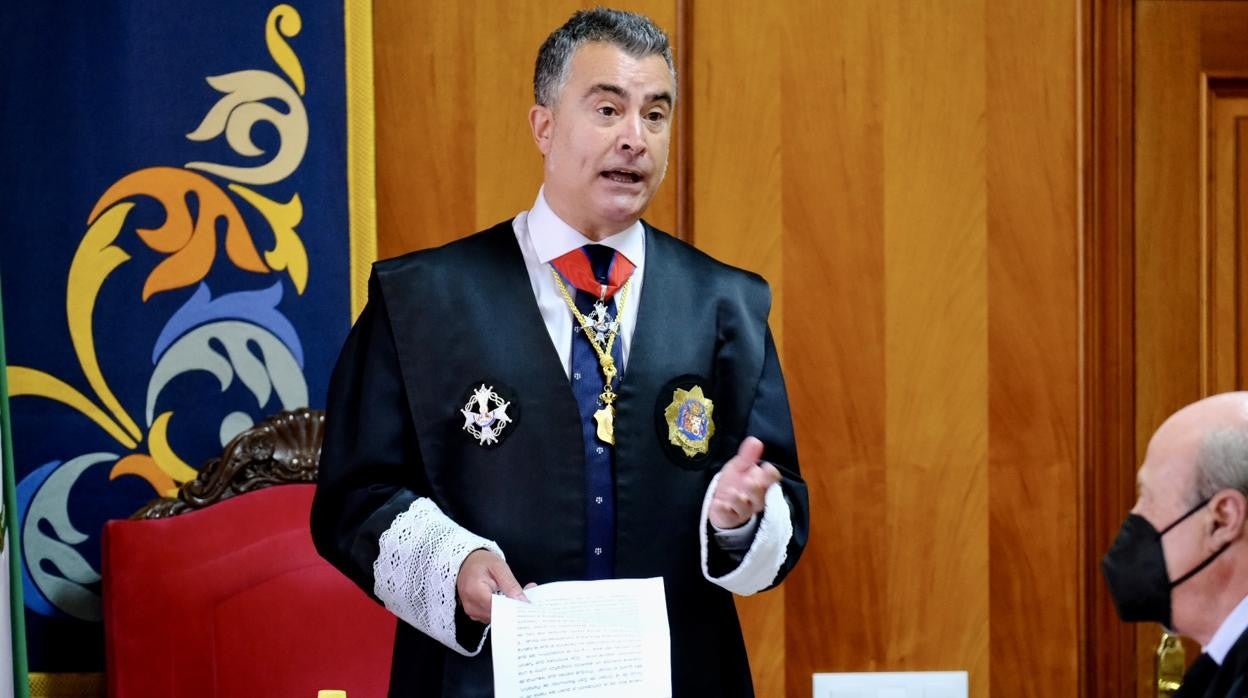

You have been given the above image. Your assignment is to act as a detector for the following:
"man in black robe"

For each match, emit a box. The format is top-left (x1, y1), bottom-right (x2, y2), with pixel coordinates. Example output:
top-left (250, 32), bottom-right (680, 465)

top-left (1103, 392), bottom-right (1248, 698)
top-left (311, 8), bottom-right (809, 696)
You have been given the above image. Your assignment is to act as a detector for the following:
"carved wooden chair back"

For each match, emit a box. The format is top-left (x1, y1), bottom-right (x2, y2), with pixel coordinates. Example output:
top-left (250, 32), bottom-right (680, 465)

top-left (103, 408), bottom-right (394, 698)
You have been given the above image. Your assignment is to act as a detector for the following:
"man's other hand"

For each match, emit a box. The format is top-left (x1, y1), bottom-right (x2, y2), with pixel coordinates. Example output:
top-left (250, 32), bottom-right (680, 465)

top-left (710, 436), bottom-right (782, 529)
top-left (457, 549), bottom-right (528, 624)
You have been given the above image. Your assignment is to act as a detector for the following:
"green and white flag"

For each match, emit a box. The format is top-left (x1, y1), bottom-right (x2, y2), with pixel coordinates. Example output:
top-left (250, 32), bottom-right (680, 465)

top-left (0, 279), bottom-right (30, 698)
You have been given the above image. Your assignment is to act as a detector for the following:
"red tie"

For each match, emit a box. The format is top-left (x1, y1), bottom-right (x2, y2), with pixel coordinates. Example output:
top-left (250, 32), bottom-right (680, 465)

top-left (550, 245), bottom-right (635, 300)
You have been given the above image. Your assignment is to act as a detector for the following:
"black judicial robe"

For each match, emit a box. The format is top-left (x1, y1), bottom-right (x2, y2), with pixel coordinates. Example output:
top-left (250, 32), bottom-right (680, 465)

top-left (311, 220), bottom-right (810, 697)
top-left (1177, 631), bottom-right (1248, 698)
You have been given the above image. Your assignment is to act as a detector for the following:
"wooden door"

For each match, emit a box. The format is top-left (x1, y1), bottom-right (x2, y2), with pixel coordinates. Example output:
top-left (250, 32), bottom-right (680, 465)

top-left (1135, 2), bottom-right (1248, 695)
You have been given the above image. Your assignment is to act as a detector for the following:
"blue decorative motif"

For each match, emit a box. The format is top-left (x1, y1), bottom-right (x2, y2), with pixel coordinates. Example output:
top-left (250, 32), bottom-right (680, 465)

top-left (153, 282), bottom-right (304, 367)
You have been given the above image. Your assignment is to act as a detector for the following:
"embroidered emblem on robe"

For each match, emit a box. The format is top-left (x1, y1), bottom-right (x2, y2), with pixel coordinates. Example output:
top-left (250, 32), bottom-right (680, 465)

top-left (664, 385), bottom-right (716, 457)
top-left (460, 383), bottom-right (514, 447)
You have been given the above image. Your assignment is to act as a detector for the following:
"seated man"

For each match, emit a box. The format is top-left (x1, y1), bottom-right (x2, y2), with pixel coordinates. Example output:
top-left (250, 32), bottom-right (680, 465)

top-left (1103, 392), bottom-right (1248, 697)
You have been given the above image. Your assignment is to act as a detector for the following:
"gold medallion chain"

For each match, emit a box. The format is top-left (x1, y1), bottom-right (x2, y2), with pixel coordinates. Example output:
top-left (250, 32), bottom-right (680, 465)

top-left (549, 266), bottom-right (632, 444)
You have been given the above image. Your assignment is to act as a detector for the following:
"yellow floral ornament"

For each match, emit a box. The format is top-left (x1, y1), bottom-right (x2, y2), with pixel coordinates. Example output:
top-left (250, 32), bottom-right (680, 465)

top-left (664, 385), bottom-right (716, 457)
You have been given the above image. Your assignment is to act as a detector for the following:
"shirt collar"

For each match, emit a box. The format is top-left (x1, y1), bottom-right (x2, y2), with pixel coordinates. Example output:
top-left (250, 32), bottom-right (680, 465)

top-left (528, 187), bottom-right (645, 266)
top-left (1205, 593), bottom-right (1248, 664)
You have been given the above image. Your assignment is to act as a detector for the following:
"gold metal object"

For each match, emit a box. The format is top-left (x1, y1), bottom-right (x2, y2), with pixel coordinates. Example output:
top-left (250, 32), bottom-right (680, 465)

top-left (1156, 631), bottom-right (1186, 698)
top-left (550, 268), bottom-right (632, 446)
top-left (594, 406), bottom-right (615, 443)
top-left (664, 385), bottom-right (716, 456)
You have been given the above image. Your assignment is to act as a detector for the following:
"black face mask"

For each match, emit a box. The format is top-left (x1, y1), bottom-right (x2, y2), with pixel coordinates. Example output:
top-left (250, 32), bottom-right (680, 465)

top-left (1101, 497), bottom-right (1231, 629)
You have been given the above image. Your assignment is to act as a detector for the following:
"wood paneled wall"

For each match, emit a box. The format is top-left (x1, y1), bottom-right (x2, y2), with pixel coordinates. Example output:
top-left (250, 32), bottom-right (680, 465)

top-left (373, 2), bottom-right (1085, 697)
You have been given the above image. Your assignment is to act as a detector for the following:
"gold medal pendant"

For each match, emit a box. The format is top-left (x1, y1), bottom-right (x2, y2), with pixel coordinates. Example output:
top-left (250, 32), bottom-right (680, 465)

top-left (594, 405), bottom-right (615, 444)
top-left (549, 268), bottom-right (632, 449)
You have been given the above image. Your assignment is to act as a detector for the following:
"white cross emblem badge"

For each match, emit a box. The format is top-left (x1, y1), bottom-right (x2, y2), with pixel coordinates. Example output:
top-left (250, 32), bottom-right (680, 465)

top-left (461, 384), bottom-right (513, 446)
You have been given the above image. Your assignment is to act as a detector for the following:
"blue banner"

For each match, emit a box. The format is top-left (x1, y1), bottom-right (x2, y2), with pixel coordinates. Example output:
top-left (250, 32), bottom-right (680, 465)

top-left (0, 2), bottom-right (363, 675)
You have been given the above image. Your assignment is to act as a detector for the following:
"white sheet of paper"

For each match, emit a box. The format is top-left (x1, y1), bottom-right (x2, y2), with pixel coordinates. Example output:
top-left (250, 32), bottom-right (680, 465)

top-left (490, 577), bottom-right (671, 698)
top-left (812, 671), bottom-right (969, 698)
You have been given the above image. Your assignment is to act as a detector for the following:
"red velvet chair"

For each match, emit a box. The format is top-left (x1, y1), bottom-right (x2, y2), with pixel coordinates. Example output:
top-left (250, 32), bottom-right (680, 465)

top-left (103, 409), bottom-right (395, 698)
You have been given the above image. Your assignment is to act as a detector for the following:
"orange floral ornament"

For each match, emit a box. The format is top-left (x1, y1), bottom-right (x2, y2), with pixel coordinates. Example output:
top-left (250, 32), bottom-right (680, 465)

top-left (87, 166), bottom-right (268, 300)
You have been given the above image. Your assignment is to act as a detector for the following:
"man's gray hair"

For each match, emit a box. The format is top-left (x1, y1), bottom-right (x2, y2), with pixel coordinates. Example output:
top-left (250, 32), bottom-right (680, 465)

top-left (534, 7), bottom-right (676, 107)
top-left (1193, 426), bottom-right (1248, 503)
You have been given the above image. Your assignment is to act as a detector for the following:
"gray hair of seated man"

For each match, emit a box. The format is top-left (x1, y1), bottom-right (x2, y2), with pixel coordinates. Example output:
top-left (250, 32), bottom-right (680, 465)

top-left (1194, 425), bottom-right (1248, 504)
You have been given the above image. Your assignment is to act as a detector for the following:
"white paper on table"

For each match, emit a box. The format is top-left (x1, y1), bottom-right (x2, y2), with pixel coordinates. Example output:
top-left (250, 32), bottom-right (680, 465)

top-left (490, 577), bottom-right (671, 698)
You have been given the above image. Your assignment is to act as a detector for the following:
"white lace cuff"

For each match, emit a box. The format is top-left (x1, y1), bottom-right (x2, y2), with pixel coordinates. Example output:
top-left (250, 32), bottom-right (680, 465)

top-left (373, 497), bottom-right (504, 656)
top-left (700, 471), bottom-right (793, 595)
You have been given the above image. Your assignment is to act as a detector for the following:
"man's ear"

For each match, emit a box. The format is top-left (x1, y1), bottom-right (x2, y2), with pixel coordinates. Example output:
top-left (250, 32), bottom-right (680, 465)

top-left (529, 104), bottom-right (553, 155)
top-left (1209, 489), bottom-right (1247, 549)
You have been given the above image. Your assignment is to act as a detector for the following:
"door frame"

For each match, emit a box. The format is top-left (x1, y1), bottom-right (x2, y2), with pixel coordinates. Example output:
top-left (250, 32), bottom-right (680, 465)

top-left (1083, 0), bottom-right (1138, 696)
